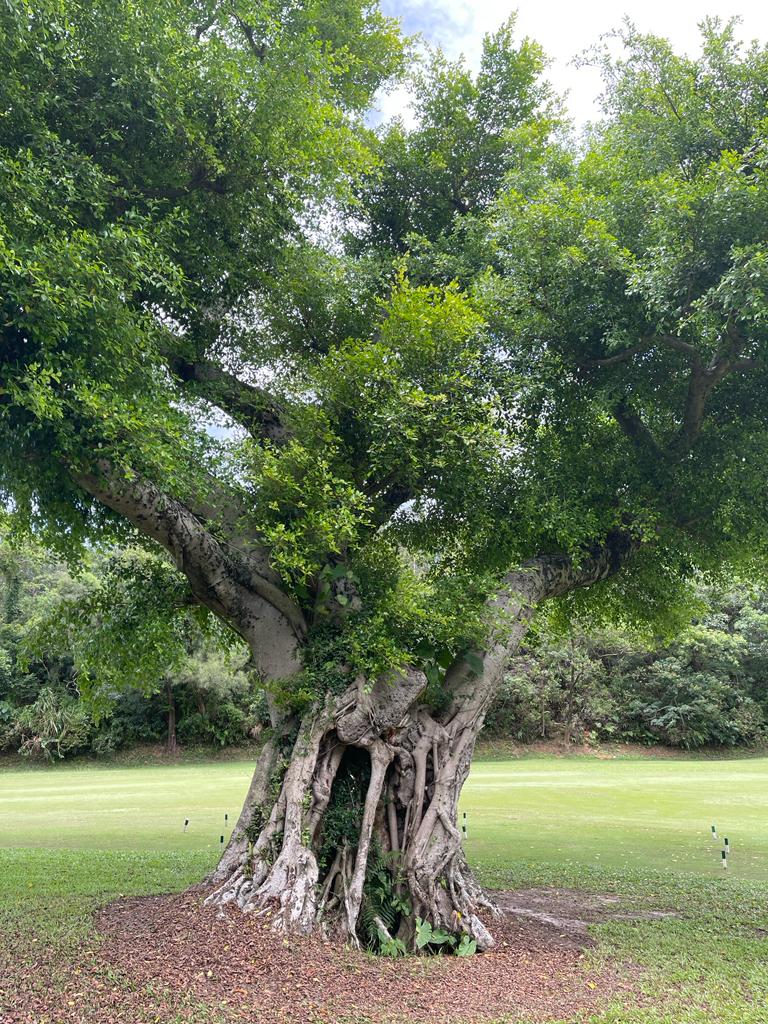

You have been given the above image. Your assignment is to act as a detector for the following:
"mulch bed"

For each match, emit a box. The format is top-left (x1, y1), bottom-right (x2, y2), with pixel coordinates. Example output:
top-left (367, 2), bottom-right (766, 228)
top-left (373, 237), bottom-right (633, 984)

top-left (1, 888), bottom-right (645, 1024)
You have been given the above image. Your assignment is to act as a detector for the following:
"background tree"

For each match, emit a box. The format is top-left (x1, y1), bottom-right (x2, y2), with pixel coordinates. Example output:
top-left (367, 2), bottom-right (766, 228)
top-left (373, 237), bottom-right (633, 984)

top-left (2, 2), bottom-right (768, 952)
top-left (0, 540), bottom-right (259, 758)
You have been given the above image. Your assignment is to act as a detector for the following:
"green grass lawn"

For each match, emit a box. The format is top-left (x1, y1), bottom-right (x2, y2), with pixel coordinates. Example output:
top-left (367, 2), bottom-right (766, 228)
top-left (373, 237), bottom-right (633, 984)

top-left (460, 757), bottom-right (768, 880)
top-left (0, 759), bottom-right (253, 852)
top-left (3, 755), bottom-right (767, 879)
top-left (2, 753), bottom-right (768, 1022)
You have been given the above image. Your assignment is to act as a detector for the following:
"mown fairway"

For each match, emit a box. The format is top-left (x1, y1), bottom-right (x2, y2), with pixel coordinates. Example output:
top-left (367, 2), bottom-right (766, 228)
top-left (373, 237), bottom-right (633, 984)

top-left (2, 754), bottom-right (768, 1023)
top-left (0, 760), bottom-right (253, 853)
top-left (2, 755), bottom-right (768, 879)
top-left (462, 756), bottom-right (768, 880)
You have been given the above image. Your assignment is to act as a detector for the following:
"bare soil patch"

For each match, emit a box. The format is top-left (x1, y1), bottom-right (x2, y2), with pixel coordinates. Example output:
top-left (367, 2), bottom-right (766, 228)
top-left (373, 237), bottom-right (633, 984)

top-left (1, 888), bottom-right (649, 1024)
top-left (497, 888), bottom-right (680, 940)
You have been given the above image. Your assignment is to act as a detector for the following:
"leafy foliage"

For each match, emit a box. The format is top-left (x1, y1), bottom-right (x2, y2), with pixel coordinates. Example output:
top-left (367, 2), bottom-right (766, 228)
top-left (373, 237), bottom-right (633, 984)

top-left (1, 5), bottom-right (768, 767)
top-left (354, 15), bottom-right (556, 252)
top-left (360, 844), bottom-right (410, 952)
top-left (4, 687), bottom-right (92, 761)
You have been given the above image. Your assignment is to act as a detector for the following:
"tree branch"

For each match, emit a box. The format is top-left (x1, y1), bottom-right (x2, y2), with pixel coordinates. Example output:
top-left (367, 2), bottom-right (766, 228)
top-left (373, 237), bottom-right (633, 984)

top-left (234, 15), bottom-right (268, 61)
top-left (441, 530), bottom-right (638, 720)
top-left (73, 461), bottom-right (307, 676)
top-left (668, 342), bottom-right (759, 457)
top-left (165, 353), bottom-right (289, 442)
top-left (655, 334), bottom-right (700, 359)
top-left (602, 324), bottom-right (761, 459)
top-left (589, 341), bottom-right (650, 367)
top-left (587, 333), bottom-right (700, 368)
top-left (613, 398), bottom-right (665, 460)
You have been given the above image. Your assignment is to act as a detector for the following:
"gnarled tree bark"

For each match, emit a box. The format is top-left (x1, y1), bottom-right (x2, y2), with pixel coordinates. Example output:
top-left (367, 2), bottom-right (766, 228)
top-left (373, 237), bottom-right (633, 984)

top-left (202, 533), bottom-right (635, 950)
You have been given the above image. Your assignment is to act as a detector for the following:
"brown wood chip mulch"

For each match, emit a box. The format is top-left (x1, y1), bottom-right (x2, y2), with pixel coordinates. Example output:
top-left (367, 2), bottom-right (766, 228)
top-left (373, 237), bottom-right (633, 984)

top-left (1, 889), bottom-right (644, 1024)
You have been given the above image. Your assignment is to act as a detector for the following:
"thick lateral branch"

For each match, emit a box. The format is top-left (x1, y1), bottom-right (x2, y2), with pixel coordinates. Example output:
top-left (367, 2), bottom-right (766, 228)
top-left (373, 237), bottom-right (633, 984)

top-left (74, 461), bottom-right (306, 676)
top-left (166, 353), bottom-right (288, 442)
top-left (443, 530), bottom-right (637, 720)
top-left (594, 326), bottom-right (760, 460)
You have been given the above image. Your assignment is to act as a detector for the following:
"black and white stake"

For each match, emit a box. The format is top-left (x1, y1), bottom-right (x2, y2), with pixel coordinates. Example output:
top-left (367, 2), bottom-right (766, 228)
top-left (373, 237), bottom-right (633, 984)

top-left (183, 818), bottom-right (189, 833)
top-left (724, 837), bottom-right (730, 854)
top-left (220, 834), bottom-right (225, 848)
top-left (721, 849), bottom-right (728, 870)
top-left (462, 811), bottom-right (468, 840)
top-left (711, 824), bottom-right (718, 840)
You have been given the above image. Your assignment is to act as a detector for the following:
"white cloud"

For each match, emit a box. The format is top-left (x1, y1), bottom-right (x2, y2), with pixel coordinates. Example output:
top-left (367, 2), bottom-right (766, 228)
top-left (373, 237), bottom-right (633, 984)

top-left (377, 1), bottom-right (768, 127)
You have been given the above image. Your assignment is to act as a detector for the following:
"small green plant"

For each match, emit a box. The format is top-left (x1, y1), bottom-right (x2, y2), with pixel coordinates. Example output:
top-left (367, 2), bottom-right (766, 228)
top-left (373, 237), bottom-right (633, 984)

top-left (359, 845), bottom-right (411, 952)
top-left (376, 928), bottom-right (407, 958)
top-left (414, 916), bottom-right (477, 955)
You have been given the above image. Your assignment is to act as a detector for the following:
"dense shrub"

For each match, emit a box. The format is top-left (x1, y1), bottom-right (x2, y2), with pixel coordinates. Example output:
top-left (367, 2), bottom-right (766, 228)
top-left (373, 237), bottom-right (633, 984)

top-left (4, 688), bottom-right (93, 760)
top-left (0, 542), bottom-right (261, 759)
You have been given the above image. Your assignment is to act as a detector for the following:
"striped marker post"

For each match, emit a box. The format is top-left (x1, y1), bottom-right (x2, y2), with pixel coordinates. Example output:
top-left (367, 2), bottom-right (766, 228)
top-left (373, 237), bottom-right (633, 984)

top-left (724, 837), bottom-right (730, 854)
top-left (711, 824), bottom-right (718, 840)
top-left (220, 834), bottom-right (225, 848)
top-left (183, 818), bottom-right (189, 833)
top-left (721, 849), bottom-right (728, 870)
top-left (462, 812), bottom-right (468, 840)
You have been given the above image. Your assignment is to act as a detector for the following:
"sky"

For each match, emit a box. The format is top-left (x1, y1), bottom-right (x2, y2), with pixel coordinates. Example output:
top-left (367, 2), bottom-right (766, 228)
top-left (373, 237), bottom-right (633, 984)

top-left (377, 0), bottom-right (768, 127)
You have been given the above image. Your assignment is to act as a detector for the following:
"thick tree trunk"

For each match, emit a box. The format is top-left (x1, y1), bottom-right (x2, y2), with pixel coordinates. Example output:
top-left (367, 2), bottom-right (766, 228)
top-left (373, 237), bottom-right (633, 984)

top-left (205, 536), bottom-right (635, 951)
top-left (205, 565), bottom-right (546, 950)
top-left (75, 464), bottom-right (634, 951)
top-left (205, 682), bottom-right (498, 950)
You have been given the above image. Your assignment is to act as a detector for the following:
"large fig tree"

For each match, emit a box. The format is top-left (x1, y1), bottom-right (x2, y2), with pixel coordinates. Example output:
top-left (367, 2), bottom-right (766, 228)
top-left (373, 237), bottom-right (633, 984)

top-left (2, 2), bottom-right (768, 949)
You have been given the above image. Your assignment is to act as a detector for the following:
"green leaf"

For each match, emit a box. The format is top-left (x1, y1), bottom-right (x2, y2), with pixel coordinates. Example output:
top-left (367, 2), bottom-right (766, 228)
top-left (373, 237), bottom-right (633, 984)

top-left (414, 640), bottom-right (434, 660)
top-left (436, 649), bottom-right (454, 669)
top-left (414, 916), bottom-right (433, 948)
top-left (429, 927), bottom-right (454, 946)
